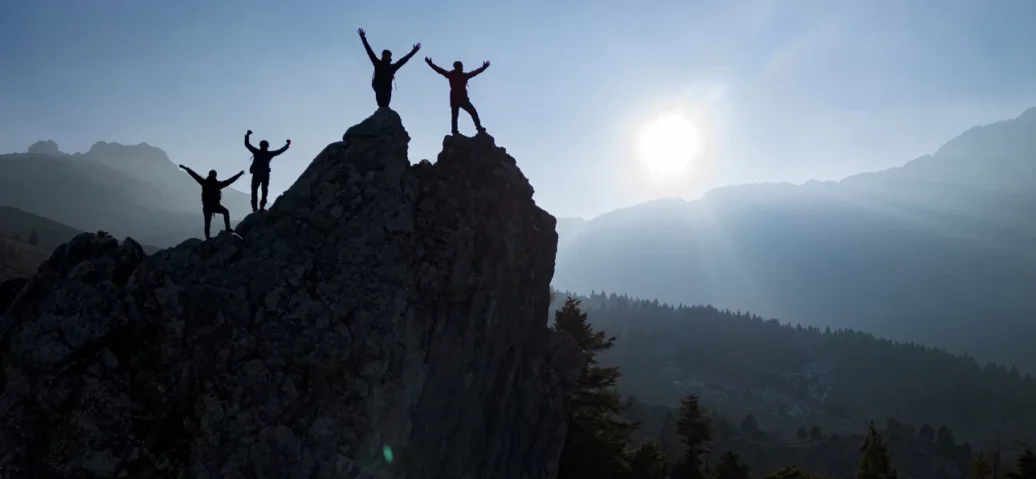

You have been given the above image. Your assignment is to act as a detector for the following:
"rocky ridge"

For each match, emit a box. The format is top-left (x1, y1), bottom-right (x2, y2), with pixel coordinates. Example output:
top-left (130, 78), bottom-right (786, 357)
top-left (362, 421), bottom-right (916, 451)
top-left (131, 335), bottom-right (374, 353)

top-left (0, 108), bottom-right (582, 478)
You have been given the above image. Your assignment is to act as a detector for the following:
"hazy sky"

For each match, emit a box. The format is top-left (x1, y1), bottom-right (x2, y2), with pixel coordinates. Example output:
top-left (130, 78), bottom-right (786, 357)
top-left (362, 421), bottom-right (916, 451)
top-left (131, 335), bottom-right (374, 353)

top-left (3, 0), bottom-right (1036, 219)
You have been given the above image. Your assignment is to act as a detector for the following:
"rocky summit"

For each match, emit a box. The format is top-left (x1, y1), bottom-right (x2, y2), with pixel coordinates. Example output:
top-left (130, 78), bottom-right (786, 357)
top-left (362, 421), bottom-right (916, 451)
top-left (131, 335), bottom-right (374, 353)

top-left (0, 109), bottom-right (583, 478)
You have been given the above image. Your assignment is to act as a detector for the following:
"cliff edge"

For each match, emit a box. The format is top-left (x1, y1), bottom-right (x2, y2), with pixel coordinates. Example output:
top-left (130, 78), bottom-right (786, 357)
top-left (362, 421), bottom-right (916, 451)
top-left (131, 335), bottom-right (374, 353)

top-left (0, 109), bottom-right (582, 478)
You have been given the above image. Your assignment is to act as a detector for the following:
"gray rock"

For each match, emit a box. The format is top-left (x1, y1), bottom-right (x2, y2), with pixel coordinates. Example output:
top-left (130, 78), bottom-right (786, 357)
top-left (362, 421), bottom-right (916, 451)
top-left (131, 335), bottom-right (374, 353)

top-left (0, 108), bottom-right (583, 478)
top-left (27, 140), bottom-right (62, 156)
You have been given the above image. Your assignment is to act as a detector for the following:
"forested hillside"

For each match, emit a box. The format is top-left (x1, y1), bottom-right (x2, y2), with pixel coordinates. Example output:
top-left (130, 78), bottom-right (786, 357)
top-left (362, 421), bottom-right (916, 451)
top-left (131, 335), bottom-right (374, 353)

top-left (551, 295), bottom-right (1036, 479)
top-left (552, 290), bottom-right (1036, 446)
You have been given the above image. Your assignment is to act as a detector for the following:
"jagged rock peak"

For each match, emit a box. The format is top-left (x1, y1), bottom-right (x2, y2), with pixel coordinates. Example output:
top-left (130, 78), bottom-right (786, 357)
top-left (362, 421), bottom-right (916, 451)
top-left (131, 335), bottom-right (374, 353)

top-left (26, 139), bottom-right (63, 156)
top-left (0, 108), bottom-right (582, 478)
top-left (86, 140), bottom-right (171, 162)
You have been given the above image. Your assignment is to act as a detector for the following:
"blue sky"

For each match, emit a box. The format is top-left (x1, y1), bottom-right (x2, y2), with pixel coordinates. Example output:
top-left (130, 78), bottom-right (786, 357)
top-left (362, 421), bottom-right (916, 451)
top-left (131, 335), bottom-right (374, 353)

top-left (3, 0), bottom-right (1036, 219)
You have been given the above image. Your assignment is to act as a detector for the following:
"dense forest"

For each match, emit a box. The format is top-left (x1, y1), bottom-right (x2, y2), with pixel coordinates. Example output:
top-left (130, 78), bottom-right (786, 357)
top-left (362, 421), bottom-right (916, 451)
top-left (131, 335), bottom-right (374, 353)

top-left (549, 290), bottom-right (1036, 446)
top-left (550, 295), bottom-right (1036, 478)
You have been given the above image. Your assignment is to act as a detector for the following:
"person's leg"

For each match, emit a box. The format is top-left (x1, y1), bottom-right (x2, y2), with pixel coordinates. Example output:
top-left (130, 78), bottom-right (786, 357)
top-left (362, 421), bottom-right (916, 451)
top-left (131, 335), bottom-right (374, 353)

top-left (450, 102), bottom-right (460, 134)
top-left (259, 175), bottom-right (270, 211)
top-left (250, 175), bottom-right (260, 212)
top-left (375, 85), bottom-right (391, 108)
top-left (218, 205), bottom-right (231, 232)
top-left (203, 209), bottom-right (213, 240)
top-left (460, 100), bottom-right (484, 132)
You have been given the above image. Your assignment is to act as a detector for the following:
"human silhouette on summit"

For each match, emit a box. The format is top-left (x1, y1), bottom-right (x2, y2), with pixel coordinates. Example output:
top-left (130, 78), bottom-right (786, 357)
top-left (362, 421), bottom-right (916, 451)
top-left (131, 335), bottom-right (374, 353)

top-left (358, 28), bottom-right (421, 108)
top-left (244, 130), bottom-right (290, 212)
top-left (179, 165), bottom-right (244, 240)
top-left (425, 57), bottom-right (490, 135)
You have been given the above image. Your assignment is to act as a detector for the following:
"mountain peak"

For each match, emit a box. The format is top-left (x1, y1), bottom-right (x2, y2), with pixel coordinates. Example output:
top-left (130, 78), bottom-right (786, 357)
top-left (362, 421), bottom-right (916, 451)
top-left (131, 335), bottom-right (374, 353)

top-left (0, 109), bottom-right (582, 477)
top-left (933, 105), bottom-right (1036, 161)
top-left (26, 140), bottom-right (64, 156)
top-left (85, 140), bottom-right (171, 163)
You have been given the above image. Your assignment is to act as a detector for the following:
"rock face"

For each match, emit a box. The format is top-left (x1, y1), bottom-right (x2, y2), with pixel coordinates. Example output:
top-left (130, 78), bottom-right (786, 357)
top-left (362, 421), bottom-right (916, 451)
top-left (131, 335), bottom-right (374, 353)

top-left (0, 109), bottom-right (582, 478)
top-left (27, 140), bottom-right (62, 156)
top-left (83, 140), bottom-right (179, 183)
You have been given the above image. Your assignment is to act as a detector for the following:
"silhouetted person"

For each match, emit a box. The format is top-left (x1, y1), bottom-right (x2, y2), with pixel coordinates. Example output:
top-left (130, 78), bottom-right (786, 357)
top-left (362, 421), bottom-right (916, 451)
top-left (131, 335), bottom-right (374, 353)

top-left (179, 165), bottom-right (244, 240)
top-left (358, 28), bottom-right (421, 108)
top-left (426, 57), bottom-right (490, 135)
top-left (244, 130), bottom-right (290, 212)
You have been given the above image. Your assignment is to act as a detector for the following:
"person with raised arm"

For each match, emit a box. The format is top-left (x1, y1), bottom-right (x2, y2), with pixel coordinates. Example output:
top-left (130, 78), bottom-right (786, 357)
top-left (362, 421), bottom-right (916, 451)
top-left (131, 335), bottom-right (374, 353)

top-left (357, 28), bottom-right (421, 108)
top-left (425, 57), bottom-right (490, 135)
top-left (244, 130), bottom-right (290, 212)
top-left (179, 165), bottom-right (245, 240)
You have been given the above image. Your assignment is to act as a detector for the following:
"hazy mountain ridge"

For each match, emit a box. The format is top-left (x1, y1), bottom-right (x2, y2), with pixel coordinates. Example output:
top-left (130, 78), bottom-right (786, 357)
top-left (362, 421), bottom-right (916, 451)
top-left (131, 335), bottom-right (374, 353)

top-left (0, 206), bottom-right (84, 251)
top-left (0, 237), bottom-right (51, 280)
top-left (553, 106), bottom-right (1036, 371)
top-left (0, 140), bottom-right (253, 247)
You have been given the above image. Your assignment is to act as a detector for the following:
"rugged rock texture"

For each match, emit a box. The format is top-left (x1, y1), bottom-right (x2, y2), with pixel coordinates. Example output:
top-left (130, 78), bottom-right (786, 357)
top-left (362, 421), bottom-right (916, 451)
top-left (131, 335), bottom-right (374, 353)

top-left (0, 277), bottom-right (27, 316)
top-left (0, 109), bottom-right (582, 478)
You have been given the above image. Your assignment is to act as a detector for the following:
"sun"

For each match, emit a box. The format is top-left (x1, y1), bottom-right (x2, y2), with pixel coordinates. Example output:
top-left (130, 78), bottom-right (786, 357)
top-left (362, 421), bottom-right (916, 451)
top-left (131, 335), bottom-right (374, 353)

top-left (636, 113), bottom-right (702, 180)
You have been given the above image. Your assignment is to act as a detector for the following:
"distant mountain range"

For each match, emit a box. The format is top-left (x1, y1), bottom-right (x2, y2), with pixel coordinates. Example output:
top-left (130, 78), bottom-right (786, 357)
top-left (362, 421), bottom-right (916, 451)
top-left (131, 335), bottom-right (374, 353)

top-left (553, 107), bottom-right (1036, 371)
top-left (0, 140), bottom-right (254, 247)
top-left (6, 109), bottom-right (1036, 372)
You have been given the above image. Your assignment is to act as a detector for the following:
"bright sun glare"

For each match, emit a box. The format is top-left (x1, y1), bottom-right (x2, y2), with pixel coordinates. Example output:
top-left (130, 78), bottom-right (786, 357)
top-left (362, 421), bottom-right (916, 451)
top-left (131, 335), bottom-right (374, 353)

top-left (636, 113), bottom-right (702, 180)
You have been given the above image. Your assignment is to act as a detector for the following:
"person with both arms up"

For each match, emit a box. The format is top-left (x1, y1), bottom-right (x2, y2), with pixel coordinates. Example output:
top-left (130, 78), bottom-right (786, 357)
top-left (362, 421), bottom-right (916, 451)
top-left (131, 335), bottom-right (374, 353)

top-left (178, 165), bottom-right (244, 240)
top-left (244, 130), bottom-right (290, 213)
top-left (425, 56), bottom-right (490, 135)
top-left (357, 28), bottom-right (421, 109)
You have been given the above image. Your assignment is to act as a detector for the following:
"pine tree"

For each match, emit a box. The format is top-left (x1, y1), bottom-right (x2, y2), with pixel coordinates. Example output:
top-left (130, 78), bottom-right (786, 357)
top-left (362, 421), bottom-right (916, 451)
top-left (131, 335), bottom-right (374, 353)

top-left (857, 422), bottom-right (898, 479)
top-left (1005, 446), bottom-right (1036, 479)
top-left (971, 451), bottom-right (992, 479)
top-left (670, 394), bottom-right (711, 479)
top-left (712, 451), bottom-right (750, 479)
top-left (628, 440), bottom-right (667, 479)
top-left (27, 229), bottom-right (38, 247)
top-left (809, 425), bottom-right (823, 441)
top-left (555, 297), bottom-right (637, 479)
top-left (797, 427), bottom-right (809, 440)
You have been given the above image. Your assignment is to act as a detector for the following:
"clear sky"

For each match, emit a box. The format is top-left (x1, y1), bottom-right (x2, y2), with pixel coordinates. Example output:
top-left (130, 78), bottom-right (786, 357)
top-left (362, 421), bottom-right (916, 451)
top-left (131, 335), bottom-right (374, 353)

top-left (3, 0), bottom-right (1036, 219)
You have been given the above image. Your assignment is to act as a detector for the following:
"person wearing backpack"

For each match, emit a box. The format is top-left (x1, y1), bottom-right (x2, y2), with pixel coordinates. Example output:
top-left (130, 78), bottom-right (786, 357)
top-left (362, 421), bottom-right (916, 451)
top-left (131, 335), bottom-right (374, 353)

top-left (244, 129), bottom-right (290, 212)
top-left (357, 28), bottom-right (421, 108)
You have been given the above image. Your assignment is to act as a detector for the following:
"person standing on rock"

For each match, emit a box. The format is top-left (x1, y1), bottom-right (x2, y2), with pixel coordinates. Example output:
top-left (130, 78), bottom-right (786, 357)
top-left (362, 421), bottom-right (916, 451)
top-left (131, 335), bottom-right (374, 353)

top-left (244, 130), bottom-right (290, 212)
top-left (358, 28), bottom-right (421, 109)
top-left (179, 165), bottom-right (244, 240)
top-left (425, 57), bottom-right (490, 135)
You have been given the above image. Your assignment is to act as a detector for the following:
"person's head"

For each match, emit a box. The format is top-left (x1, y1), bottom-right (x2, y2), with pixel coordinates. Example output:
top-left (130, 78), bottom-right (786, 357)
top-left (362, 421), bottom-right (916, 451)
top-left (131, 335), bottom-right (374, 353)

top-left (208, 170), bottom-right (217, 179)
top-left (259, 140), bottom-right (269, 151)
top-left (453, 61), bottom-right (463, 71)
top-left (382, 49), bottom-right (392, 62)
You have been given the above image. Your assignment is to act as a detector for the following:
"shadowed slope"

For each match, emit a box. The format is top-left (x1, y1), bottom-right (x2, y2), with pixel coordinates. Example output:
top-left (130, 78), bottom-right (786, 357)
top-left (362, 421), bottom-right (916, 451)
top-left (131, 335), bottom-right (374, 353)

top-left (0, 109), bottom-right (582, 478)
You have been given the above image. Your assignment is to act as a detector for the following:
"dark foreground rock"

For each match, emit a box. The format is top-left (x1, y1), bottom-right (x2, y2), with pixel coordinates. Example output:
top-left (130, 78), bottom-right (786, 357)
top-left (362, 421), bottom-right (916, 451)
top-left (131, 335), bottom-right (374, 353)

top-left (0, 109), bottom-right (582, 478)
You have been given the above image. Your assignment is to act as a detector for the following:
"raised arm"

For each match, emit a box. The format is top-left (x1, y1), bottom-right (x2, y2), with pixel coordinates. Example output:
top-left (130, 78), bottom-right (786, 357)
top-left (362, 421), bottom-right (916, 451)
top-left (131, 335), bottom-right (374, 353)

top-left (179, 164), bottom-right (203, 184)
top-left (270, 140), bottom-right (291, 157)
top-left (393, 43), bottom-right (421, 70)
top-left (357, 28), bottom-right (378, 65)
top-left (425, 57), bottom-right (448, 76)
top-left (220, 171), bottom-right (245, 189)
top-left (244, 130), bottom-right (258, 154)
top-left (466, 61), bottom-right (491, 79)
